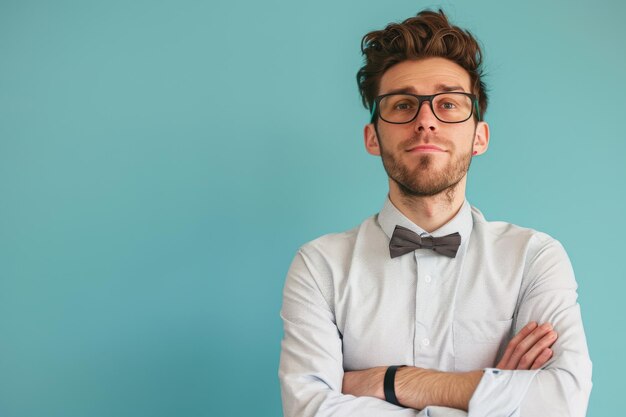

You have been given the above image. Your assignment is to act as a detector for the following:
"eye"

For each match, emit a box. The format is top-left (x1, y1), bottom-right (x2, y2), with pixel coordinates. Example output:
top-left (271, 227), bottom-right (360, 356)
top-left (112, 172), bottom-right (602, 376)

top-left (394, 101), bottom-right (416, 111)
top-left (440, 101), bottom-right (457, 110)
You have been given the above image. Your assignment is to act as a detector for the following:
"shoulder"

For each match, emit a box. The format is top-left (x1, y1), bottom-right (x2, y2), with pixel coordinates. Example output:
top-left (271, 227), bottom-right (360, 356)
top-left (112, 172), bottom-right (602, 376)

top-left (297, 214), bottom-right (379, 265)
top-left (285, 215), bottom-right (379, 309)
top-left (469, 205), bottom-right (573, 289)
top-left (470, 204), bottom-right (566, 254)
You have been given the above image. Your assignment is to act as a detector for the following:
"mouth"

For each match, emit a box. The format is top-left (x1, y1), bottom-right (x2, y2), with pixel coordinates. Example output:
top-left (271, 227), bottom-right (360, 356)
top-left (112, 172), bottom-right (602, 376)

top-left (406, 145), bottom-right (446, 153)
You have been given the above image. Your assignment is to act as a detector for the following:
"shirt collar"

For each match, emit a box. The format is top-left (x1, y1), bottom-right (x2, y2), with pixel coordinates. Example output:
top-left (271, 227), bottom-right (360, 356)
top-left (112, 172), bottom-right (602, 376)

top-left (376, 195), bottom-right (474, 244)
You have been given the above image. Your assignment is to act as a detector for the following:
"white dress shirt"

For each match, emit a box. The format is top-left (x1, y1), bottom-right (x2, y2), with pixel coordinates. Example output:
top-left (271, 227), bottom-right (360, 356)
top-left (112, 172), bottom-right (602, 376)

top-left (279, 196), bottom-right (592, 417)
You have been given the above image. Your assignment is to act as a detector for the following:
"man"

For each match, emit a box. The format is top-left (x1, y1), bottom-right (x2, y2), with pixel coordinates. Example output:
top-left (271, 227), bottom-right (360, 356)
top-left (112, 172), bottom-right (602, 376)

top-left (279, 9), bottom-right (592, 417)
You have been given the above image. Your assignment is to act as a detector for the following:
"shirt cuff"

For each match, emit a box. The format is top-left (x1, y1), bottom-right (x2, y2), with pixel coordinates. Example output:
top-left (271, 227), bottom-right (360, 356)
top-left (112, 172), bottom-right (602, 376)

top-left (418, 406), bottom-right (468, 417)
top-left (467, 368), bottom-right (539, 417)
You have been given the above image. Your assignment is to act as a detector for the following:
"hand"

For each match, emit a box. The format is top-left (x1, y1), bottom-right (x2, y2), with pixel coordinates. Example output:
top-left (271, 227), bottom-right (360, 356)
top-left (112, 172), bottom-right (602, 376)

top-left (341, 366), bottom-right (387, 400)
top-left (496, 321), bottom-right (557, 370)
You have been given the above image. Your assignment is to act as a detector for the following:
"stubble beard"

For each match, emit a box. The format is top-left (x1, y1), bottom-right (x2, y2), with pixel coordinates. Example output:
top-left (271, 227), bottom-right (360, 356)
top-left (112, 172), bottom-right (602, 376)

top-left (377, 132), bottom-right (474, 200)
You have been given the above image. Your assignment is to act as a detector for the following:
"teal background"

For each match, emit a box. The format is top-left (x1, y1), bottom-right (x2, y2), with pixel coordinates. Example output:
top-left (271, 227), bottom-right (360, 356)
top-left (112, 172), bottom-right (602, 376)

top-left (1, 0), bottom-right (623, 416)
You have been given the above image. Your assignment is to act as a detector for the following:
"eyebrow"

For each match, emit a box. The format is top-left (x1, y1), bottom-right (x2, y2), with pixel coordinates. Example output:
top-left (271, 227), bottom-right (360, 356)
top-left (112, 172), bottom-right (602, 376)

top-left (382, 84), bottom-right (467, 95)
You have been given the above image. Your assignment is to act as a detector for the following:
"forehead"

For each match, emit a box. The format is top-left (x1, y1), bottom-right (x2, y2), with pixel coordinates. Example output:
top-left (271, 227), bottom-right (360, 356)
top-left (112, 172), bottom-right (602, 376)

top-left (379, 57), bottom-right (472, 94)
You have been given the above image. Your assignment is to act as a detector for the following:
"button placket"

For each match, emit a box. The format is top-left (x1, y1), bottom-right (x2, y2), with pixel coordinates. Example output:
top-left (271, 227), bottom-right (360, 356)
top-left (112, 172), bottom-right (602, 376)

top-left (414, 252), bottom-right (435, 358)
top-left (414, 252), bottom-right (422, 362)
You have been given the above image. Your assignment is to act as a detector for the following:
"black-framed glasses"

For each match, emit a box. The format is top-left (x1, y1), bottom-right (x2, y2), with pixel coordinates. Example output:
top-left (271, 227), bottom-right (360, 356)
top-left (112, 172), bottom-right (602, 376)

top-left (370, 92), bottom-right (481, 124)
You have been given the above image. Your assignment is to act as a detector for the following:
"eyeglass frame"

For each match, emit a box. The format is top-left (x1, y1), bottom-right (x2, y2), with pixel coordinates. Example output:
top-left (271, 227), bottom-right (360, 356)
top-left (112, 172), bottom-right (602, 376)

top-left (369, 92), bottom-right (482, 124)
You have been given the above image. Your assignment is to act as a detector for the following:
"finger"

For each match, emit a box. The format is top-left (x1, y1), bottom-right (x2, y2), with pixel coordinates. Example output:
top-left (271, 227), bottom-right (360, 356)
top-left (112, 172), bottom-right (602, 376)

top-left (497, 322), bottom-right (538, 369)
top-left (530, 348), bottom-right (553, 370)
top-left (517, 330), bottom-right (557, 369)
top-left (508, 324), bottom-right (553, 367)
top-left (505, 323), bottom-right (554, 369)
top-left (497, 322), bottom-right (537, 368)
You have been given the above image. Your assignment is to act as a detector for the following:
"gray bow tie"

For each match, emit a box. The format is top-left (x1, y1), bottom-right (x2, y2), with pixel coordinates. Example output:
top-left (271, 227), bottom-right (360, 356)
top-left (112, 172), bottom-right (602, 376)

top-left (389, 225), bottom-right (461, 258)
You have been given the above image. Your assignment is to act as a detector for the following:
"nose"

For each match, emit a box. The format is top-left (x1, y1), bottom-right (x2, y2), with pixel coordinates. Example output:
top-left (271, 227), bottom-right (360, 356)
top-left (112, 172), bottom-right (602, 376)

top-left (413, 100), bottom-right (438, 132)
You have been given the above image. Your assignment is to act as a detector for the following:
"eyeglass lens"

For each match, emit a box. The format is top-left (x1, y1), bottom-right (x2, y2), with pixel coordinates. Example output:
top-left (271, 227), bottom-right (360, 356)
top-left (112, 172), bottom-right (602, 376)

top-left (378, 93), bottom-right (473, 123)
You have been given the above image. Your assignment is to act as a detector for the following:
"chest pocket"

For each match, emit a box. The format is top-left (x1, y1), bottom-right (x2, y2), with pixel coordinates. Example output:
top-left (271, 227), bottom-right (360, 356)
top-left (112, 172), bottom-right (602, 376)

top-left (452, 318), bottom-right (513, 372)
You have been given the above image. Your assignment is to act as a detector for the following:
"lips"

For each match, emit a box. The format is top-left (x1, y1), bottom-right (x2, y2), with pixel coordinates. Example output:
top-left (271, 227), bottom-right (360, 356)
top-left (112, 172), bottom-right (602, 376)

top-left (407, 145), bottom-right (445, 152)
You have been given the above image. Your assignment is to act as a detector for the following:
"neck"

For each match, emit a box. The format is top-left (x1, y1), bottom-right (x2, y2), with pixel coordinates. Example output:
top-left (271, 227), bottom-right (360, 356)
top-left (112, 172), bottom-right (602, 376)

top-left (388, 176), bottom-right (467, 233)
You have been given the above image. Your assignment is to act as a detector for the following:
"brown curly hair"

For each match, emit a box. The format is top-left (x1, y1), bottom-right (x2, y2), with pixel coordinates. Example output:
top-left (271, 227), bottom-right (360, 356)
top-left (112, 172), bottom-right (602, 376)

top-left (357, 9), bottom-right (488, 122)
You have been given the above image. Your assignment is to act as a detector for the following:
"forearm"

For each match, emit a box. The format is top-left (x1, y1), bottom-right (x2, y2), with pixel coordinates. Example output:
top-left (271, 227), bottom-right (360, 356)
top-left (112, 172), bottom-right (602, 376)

top-left (342, 366), bottom-right (483, 411)
top-left (395, 367), bottom-right (483, 411)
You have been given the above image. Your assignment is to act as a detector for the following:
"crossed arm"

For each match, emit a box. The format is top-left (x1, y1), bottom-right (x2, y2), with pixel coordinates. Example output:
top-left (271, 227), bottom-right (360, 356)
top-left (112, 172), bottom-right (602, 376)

top-left (279, 241), bottom-right (592, 417)
top-left (341, 321), bottom-right (557, 411)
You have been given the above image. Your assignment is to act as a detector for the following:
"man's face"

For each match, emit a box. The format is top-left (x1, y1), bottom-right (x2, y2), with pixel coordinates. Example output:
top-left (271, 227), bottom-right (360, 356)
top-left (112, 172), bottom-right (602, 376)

top-left (364, 57), bottom-right (488, 197)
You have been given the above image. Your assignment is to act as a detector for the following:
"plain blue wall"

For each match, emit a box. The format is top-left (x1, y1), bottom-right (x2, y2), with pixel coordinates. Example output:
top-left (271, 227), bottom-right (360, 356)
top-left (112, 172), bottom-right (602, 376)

top-left (1, 0), bottom-right (624, 416)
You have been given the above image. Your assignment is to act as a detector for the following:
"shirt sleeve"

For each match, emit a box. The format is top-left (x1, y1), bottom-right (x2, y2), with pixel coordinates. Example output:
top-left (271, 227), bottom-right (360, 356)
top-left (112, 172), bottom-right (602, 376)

top-left (467, 237), bottom-right (593, 417)
top-left (279, 249), bottom-right (420, 417)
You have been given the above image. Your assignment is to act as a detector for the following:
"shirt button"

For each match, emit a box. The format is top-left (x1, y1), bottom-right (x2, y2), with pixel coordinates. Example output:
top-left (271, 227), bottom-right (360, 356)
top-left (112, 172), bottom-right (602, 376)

top-left (425, 275), bottom-right (432, 283)
top-left (422, 338), bottom-right (430, 346)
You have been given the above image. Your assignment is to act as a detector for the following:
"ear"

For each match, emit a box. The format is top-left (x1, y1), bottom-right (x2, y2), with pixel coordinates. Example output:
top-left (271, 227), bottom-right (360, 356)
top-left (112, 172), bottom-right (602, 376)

top-left (472, 121), bottom-right (490, 156)
top-left (364, 123), bottom-right (381, 156)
